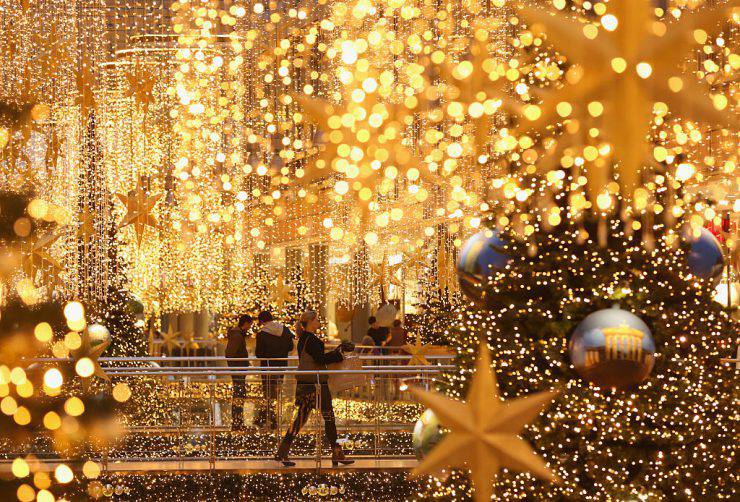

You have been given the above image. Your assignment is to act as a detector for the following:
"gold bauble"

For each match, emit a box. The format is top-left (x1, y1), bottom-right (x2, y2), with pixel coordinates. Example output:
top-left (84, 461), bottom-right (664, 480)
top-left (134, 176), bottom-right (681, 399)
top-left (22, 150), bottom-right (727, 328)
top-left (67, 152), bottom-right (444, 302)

top-left (30, 103), bottom-right (51, 122)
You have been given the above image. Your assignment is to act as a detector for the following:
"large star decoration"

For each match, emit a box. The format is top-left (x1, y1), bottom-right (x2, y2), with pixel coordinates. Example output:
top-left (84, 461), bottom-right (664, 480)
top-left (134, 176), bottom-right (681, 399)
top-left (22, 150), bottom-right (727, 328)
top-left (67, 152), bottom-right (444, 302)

top-left (294, 93), bottom-right (435, 227)
top-left (401, 335), bottom-right (449, 366)
top-left (518, 1), bottom-right (734, 202)
top-left (71, 329), bottom-right (110, 381)
top-left (409, 343), bottom-right (560, 501)
top-left (116, 179), bottom-right (162, 246)
top-left (369, 253), bottom-right (403, 302)
top-left (124, 65), bottom-right (157, 115)
top-left (159, 324), bottom-right (181, 354)
top-left (76, 208), bottom-right (95, 246)
top-left (22, 229), bottom-right (63, 283)
top-left (432, 30), bottom-right (518, 164)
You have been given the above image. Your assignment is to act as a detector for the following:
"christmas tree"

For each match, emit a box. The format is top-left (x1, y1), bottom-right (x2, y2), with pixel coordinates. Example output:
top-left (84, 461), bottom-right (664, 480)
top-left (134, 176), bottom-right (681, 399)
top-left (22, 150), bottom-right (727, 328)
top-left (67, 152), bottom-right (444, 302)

top-left (426, 210), bottom-right (737, 500)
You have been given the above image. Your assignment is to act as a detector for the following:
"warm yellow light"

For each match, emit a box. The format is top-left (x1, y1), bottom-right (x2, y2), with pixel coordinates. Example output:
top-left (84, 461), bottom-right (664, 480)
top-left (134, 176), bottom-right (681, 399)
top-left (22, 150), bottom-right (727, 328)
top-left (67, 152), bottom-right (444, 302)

top-left (596, 192), bottom-right (613, 210)
top-left (63, 302), bottom-right (85, 323)
top-left (610, 57), bottom-right (627, 73)
top-left (112, 382), bottom-right (132, 403)
top-left (64, 397), bottom-right (85, 417)
top-left (11, 458), bottom-right (29, 478)
top-left (43, 411), bottom-right (62, 430)
top-left (43, 368), bottom-right (63, 389)
top-left (75, 358), bottom-right (95, 378)
top-left (34, 323), bottom-right (53, 342)
top-left (82, 461), bottom-right (101, 479)
top-left (601, 14), bottom-right (618, 31)
top-left (635, 62), bottom-right (652, 79)
top-left (54, 464), bottom-right (74, 484)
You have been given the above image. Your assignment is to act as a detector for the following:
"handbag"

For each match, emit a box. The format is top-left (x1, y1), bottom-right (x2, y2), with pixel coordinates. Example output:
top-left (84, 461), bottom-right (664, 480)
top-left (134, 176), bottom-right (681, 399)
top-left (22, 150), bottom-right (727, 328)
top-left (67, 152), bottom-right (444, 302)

top-left (327, 354), bottom-right (367, 394)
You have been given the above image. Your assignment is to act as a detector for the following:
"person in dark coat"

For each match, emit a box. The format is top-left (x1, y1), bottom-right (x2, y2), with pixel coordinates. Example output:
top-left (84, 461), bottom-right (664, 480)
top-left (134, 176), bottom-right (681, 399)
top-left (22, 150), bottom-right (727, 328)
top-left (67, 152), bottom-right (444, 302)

top-left (254, 310), bottom-right (294, 429)
top-left (225, 314), bottom-right (252, 431)
top-left (366, 316), bottom-right (390, 347)
top-left (274, 310), bottom-right (355, 467)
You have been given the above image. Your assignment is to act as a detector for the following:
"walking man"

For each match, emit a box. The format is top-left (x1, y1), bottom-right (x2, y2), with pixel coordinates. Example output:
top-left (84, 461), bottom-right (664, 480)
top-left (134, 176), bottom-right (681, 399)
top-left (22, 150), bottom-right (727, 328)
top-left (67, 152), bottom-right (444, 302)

top-left (225, 314), bottom-right (252, 431)
top-left (255, 310), bottom-right (294, 429)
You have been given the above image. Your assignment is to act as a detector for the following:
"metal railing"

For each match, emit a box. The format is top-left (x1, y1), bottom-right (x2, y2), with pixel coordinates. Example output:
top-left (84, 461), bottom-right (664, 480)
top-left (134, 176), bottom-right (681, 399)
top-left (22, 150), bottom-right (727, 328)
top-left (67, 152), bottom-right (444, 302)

top-left (16, 354), bottom-right (454, 470)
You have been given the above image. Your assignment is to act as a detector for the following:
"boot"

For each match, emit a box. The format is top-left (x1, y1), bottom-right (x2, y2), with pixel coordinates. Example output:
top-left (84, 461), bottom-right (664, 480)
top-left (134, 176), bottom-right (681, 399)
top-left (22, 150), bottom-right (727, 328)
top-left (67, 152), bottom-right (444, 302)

top-left (331, 445), bottom-right (354, 466)
top-left (274, 438), bottom-right (295, 467)
top-left (231, 404), bottom-right (245, 431)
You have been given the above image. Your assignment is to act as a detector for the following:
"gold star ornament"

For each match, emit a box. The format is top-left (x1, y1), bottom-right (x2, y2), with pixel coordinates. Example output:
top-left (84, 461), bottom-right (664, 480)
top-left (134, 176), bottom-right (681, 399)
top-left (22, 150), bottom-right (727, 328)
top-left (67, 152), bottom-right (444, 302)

top-left (409, 343), bottom-right (560, 502)
top-left (116, 178), bottom-right (162, 245)
top-left (401, 336), bottom-right (449, 366)
top-left (71, 328), bottom-right (111, 381)
top-left (518, 1), bottom-right (734, 203)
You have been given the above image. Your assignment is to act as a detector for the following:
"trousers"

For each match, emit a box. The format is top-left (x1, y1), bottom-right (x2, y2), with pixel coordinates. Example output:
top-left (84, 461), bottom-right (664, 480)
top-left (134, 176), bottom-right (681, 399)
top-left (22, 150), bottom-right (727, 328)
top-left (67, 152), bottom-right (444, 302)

top-left (282, 382), bottom-right (337, 447)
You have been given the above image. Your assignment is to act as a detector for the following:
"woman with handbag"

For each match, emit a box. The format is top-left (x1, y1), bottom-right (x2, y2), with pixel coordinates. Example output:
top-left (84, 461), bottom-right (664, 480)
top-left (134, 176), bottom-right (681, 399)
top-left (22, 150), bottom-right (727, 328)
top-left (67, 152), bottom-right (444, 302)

top-left (274, 310), bottom-right (355, 467)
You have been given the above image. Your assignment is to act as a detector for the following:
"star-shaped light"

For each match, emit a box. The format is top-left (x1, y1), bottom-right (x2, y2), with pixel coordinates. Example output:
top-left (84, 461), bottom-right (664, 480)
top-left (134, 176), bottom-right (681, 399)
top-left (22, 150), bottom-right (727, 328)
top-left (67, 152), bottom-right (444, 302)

top-left (518, 1), bottom-right (734, 201)
top-left (369, 253), bottom-right (403, 301)
top-left (76, 208), bottom-right (95, 246)
top-left (124, 65), bottom-right (157, 114)
top-left (432, 31), bottom-right (517, 165)
top-left (116, 178), bottom-right (162, 246)
top-left (294, 93), bottom-right (434, 227)
top-left (22, 229), bottom-right (63, 283)
top-left (71, 329), bottom-right (111, 381)
top-left (401, 335), bottom-right (449, 366)
top-left (410, 343), bottom-right (560, 502)
top-left (159, 324), bottom-right (181, 354)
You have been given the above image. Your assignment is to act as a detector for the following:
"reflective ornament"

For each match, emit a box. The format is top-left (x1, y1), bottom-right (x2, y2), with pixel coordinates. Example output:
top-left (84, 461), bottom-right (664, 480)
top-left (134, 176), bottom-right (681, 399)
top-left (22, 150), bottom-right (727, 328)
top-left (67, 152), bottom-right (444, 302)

top-left (412, 408), bottom-right (442, 458)
top-left (687, 228), bottom-right (724, 285)
top-left (456, 229), bottom-right (511, 308)
top-left (317, 484), bottom-right (330, 497)
top-left (126, 296), bottom-right (145, 316)
top-left (375, 303), bottom-right (397, 327)
top-left (86, 324), bottom-right (111, 349)
top-left (569, 305), bottom-right (655, 390)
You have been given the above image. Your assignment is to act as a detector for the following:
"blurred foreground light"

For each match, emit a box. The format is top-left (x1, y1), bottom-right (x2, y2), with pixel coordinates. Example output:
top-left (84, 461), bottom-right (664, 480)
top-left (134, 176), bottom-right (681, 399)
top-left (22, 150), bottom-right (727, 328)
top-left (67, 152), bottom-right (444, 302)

top-left (75, 358), bottom-right (94, 378)
top-left (54, 463), bottom-right (74, 483)
top-left (43, 368), bottom-right (63, 389)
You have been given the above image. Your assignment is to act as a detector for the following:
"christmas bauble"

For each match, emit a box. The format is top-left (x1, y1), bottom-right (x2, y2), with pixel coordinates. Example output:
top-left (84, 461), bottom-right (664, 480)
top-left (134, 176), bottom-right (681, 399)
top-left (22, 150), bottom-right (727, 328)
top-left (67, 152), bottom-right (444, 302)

top-left (687, 228), bottom-right (724, 285)
top-left (375, 303), bottom-right (397, 327)
top-left (126, 296), bottom-right (145, 316)
top-left (412, 408), bottom-right (442, 458)
top-left (569, 305), bottom-right (655, 390)
top-left (86, 324), bottom-right (111, 348)
top-left (456, 229), bottom-right (511, 307)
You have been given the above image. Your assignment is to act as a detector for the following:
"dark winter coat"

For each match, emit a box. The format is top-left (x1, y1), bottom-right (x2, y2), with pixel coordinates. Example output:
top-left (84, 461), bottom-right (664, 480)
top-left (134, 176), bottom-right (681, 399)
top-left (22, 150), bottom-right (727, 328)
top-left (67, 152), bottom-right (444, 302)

top-left (255, 321), bottom-right (294, 367)
top-left (225, 327), bottom-right (249, 368)
top-left (296, 330), bottom-right (343, 383)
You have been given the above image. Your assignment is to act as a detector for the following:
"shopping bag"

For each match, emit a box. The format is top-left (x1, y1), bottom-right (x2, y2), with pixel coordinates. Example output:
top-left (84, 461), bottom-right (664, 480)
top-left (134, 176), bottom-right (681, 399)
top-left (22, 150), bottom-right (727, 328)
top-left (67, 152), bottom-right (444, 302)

top-left (328, 355), bottom-right (367, 394)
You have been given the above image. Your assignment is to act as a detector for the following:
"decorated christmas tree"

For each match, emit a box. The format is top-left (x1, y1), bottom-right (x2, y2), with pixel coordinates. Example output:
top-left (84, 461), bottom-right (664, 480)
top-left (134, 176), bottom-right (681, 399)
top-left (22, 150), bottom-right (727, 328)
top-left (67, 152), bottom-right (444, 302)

top-left (423, 209), bottom-right (737, 500)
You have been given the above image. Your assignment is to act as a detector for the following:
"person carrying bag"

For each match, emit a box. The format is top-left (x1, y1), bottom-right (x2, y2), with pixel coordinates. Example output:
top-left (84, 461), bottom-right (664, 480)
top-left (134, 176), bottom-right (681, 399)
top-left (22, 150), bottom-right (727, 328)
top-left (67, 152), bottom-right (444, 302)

top-left (274, 310), bottom-right (355, 467)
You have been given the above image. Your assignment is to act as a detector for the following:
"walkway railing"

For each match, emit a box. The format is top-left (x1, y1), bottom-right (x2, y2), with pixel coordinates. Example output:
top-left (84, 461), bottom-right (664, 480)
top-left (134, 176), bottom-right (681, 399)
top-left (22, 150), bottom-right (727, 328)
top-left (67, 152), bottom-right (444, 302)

top-left (11, 354), bottom-right (454, 471)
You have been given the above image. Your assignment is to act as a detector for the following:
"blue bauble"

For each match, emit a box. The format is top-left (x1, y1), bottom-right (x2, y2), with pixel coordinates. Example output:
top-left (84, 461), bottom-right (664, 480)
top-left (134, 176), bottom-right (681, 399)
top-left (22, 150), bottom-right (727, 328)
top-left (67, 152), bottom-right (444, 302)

top-left (569, 306), bottom-right (655, 390)
top-left (687, 228), bottom-right (724, 285)
top-left (412, 409), bottom-right (442, 458)
top-left (456, 229), bottom-right (511, 307)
